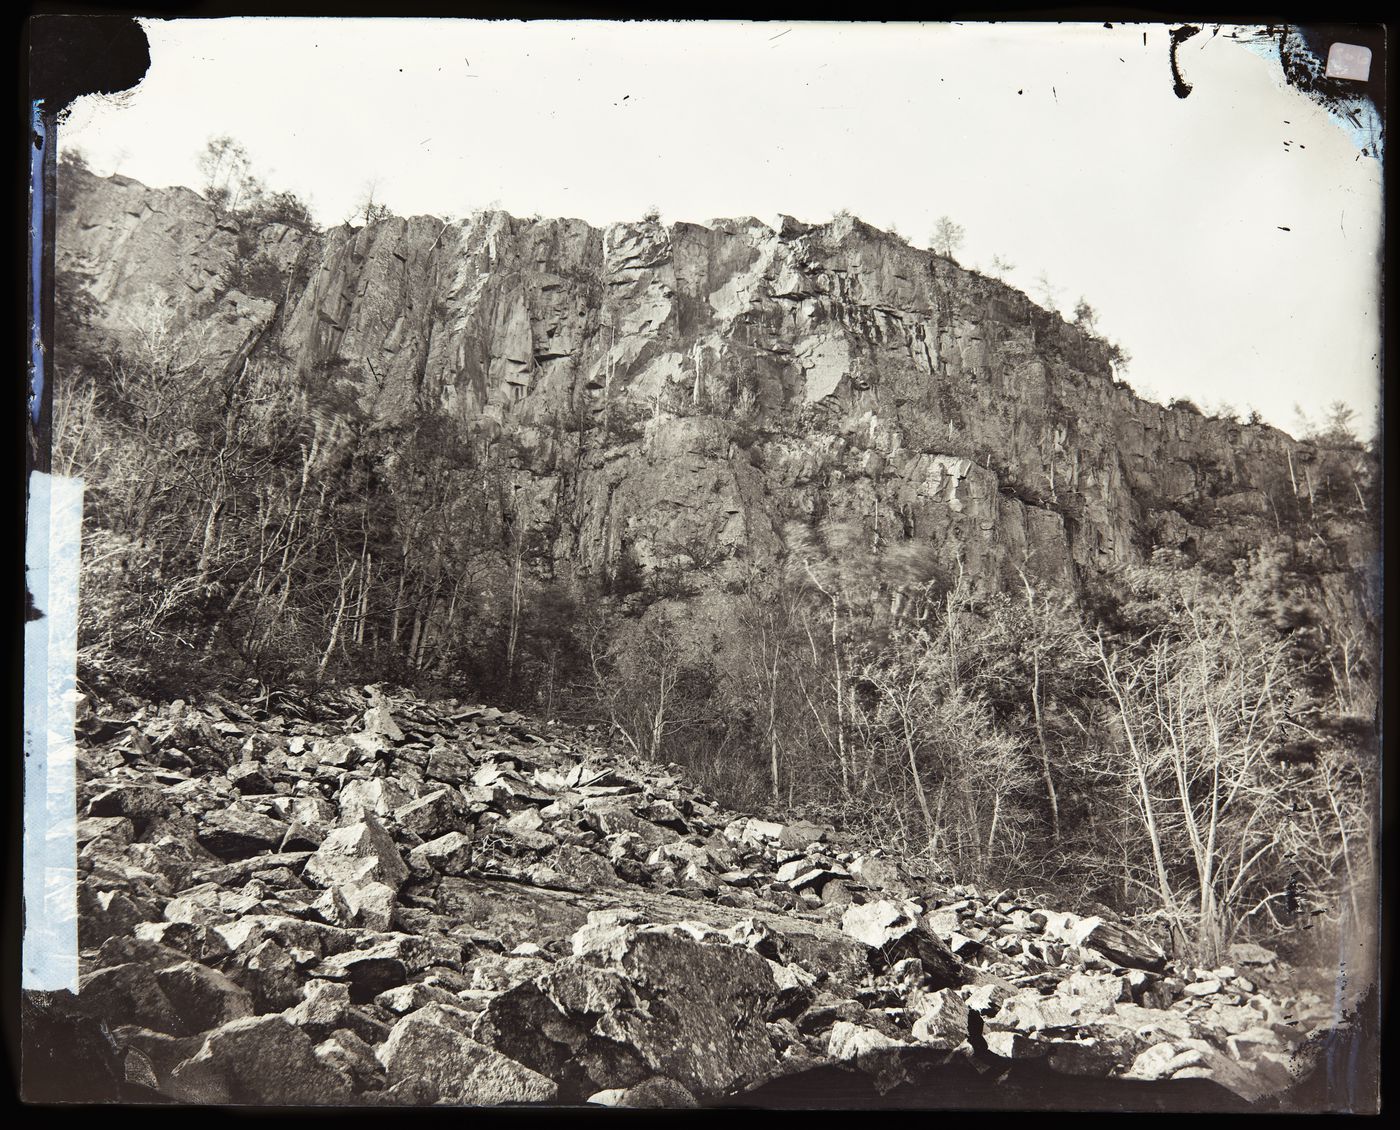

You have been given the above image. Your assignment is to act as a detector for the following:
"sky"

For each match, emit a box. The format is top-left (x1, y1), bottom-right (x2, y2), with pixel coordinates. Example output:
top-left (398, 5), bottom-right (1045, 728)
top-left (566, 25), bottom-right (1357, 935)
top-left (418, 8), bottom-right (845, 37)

top-left (59, 19), bottom-right (1383, 438)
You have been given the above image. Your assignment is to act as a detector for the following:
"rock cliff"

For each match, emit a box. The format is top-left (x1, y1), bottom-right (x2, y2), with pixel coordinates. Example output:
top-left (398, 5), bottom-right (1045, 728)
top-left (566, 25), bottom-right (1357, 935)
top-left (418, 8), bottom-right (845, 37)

top-left (58, 169), bottom-right (1357, 596)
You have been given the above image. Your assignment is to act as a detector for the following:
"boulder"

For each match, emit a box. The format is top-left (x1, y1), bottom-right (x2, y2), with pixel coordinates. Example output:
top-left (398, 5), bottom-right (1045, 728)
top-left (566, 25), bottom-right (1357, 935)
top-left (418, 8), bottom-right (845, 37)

top-left (197, 807), bottom-right (290, 859)
top-left (408, 831), bottom-right (474, 876)
top-left (154, 961), bottom-right (255, 1032)
top-left (909, 987), bottom-right (970, 1048)
top-left (778, 820), bottom-right (830, 850)
top-left (395, 789), bottom-right (465, 840)
top-left (168, 1014), bottom-right (353, 1105)
top-left (304, 818), bottom-right (409, 891)
top-left (76, 963), bottom-right (185, 1035)
top-left (377, 1010), bottom-right (557, 1104)
top-left (840, 900), bottom-right (962, 988)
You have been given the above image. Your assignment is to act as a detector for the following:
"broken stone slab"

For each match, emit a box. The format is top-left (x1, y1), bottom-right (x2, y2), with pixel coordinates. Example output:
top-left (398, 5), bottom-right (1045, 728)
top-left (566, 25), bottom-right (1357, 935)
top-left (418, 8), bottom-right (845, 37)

top-left (408, 831), bottom-right (474, 876)
top-left (503, 806), bottom-right (545, 834)
top-left (396, 789), bottom-right (466, 840)
top-left (908, 987), bottom-right (971, 1048)
top-left (192, 851), bottom-right (315, 888)
top-left (1183, 979), bottom-right (1223, 997)
top-left (593, 1075), bottom-right (699, 1108)
top-left (282, 978), bottom-right (351, 1040)
top-left (635, 799), bottom-right (688, 832)
top-left (154, 961), bottom-right (255, 1032)
top-left (542, 921), bottom-right (782, 1098)
top-left (990, 988), bottom-right (1083, 1033)
top-left (1098, 1001), bottom-right (1194, 1042)
top-left (344, 880), bottom-right (398, 932)
top-left (425, 748), bottom-right (478, 786)
top-left (167, 1014), bottom-right (354, 1105)
top-left (360, 704), bottom-right (404, 742)
top-left (110, 1024), bottom-right (206, 1095)
top-left (227, 762), bottom-right (276, 796)
top-left (375, 982), bottom-right (464, 1015)
top-left (315, 950), bottom-right (409, 1005)
top-left (75, 812), bottom-right (136, 851)
top-left (87, 783), bottom-right (170, 822)
top-left (1042, 1033), bottom-right (1141, 1078)
top-left (238, 939), bottom-right (305, 1013)
top-left (1226, 942), bottom-right (1279, 967)
top-left (76, 963), bottom-right (187, 1035)
top-left (315, 1028), bottom-right (386, 1093)
top-left (480, 975), bottom-right (651, 1099)
top-left (1060, 970), bottom-right (1130, 1016)
top-left (778, 820), bottom-right (831, 850)
top-left (840, 899), bottom-right (963, 988)
top-left (377, 1009), bottom-right (558, 1105)
top-left (303, 817), bottom-right (409, 891)
top-left (197, 807), bottom-right (290, 860)
top-left (847, 854), bottom-right (912, 896)
top-left (337, 778), bottom-right (412, 823)
top-left (1124, 1040), bottom-right (1206, 1081)
top-left (826, 1019), bottom-right (911, 1061)
top-left (1081, 919), bottom-right (1167, 974)
top-left (122, 925), bottom-right (228, 969)
top-left (983, 1030), bottom-right (1049, 1059)
top-left (580, 802), bottom-right (681, 849)
top-left (213, 913), bottom-right (354, 963)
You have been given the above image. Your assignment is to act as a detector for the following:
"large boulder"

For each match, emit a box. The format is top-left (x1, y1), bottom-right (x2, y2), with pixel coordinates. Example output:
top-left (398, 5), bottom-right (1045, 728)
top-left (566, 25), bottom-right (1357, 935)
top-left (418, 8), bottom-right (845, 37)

top-left (303, 817), bottom-right (409, 891)
top-left (167, 1014), bottom-right (353, 1104)
top-left (840, 900), bottom-right (963, 988)
top-left (377, 1010), bottom-right (557, 1105)
top-left (487, 916), bottom-right (781, 1100)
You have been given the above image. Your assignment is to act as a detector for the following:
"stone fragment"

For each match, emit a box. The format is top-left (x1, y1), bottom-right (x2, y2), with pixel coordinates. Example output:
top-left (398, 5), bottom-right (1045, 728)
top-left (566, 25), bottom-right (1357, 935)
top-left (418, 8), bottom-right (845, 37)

top-left (778, 820), bottom-right (830, 850)
top-left (615, 1075), bottom-right (699, 1107)
top-left (840, 899), bottom-right (962, 987)
top-left (154, 961), bottom-right (255, 1032)
top-left (909, 987), bottom-right (970, 1048)
top-left (314, 1028), bottom-right (386, 1092)
top-left (395, 789), bottom-right (464, 840)
top-left (282, 979), bottom-right (350, 1038)
top-left (826, 1020), bottom-right (907, 1060)
top-left (337, 779), bottom-right (411, 822)
top-left (227, 763), bottom-right (275, 795)
top-left (168, 1014), bottom-right (353, 1105)
top-left (75, 823), bottom-right (131, 851)
top-left (77, 963), bottom-right (185, 1034)
top-left (408, 831), bottom-right (474, 876)
top-left (345, 881), bottom-right (398, 931)
top-left (377, 1010), bottom-right (558, 1104)
top-left (304, 818), bottom-right (409, 891)
top-left (316, 945), bottom-right (410, 1003)
top-left (197, 807), bottom-right (290, 859)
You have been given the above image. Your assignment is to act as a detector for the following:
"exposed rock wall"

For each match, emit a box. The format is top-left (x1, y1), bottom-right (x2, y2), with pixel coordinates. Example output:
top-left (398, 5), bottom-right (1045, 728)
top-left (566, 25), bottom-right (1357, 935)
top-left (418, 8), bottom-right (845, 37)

top-left (58, 170), bottom-right (1345, 594)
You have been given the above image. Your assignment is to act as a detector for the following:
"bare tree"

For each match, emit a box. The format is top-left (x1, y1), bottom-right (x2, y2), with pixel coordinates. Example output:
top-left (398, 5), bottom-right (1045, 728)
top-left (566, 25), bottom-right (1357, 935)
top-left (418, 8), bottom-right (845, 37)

top-left (930, 215), bottom-right (965, 259)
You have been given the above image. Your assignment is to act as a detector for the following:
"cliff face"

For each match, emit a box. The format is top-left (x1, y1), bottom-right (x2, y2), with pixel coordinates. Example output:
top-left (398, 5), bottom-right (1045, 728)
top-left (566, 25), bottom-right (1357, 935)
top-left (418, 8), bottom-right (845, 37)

top-left (58, 171), bottom-right (1344, 593)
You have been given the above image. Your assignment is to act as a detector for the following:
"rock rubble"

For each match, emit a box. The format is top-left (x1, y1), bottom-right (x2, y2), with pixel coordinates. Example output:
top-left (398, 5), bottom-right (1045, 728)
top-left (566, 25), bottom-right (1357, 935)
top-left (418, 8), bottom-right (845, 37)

top-left (39, 684), bottom-right (1338, 1107)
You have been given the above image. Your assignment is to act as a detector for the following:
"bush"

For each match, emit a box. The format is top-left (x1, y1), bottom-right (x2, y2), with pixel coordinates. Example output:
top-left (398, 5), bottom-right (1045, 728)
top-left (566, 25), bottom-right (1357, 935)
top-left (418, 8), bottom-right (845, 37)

top-left (251, 190), bottom-right (317, 232)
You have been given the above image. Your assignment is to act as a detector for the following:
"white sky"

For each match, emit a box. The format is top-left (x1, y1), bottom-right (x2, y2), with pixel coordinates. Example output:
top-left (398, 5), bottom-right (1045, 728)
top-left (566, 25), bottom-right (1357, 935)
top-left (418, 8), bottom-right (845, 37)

top-left (60, 19), bottom-right (1383, 438)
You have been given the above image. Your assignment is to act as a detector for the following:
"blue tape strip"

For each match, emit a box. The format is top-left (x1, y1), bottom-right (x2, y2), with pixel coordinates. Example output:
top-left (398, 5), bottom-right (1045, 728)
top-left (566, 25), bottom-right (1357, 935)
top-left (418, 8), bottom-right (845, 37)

top-left (31, 101), bottom-right (45, 424)
top-left (23, 472), bottom-right (84, 993)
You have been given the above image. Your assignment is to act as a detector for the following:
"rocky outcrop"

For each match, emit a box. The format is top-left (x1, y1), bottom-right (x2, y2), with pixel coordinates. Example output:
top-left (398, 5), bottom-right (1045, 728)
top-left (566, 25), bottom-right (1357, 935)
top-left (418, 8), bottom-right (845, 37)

top-left (56, 170), bottom-right (1364, 599)
top-left (41, 683), bottom-right (1343, 1107)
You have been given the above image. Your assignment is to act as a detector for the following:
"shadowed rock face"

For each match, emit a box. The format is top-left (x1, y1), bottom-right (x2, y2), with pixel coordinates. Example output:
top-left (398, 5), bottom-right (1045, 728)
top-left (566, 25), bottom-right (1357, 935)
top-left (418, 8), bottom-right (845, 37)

top-left (57, 170), bottom-right (1354, 598)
